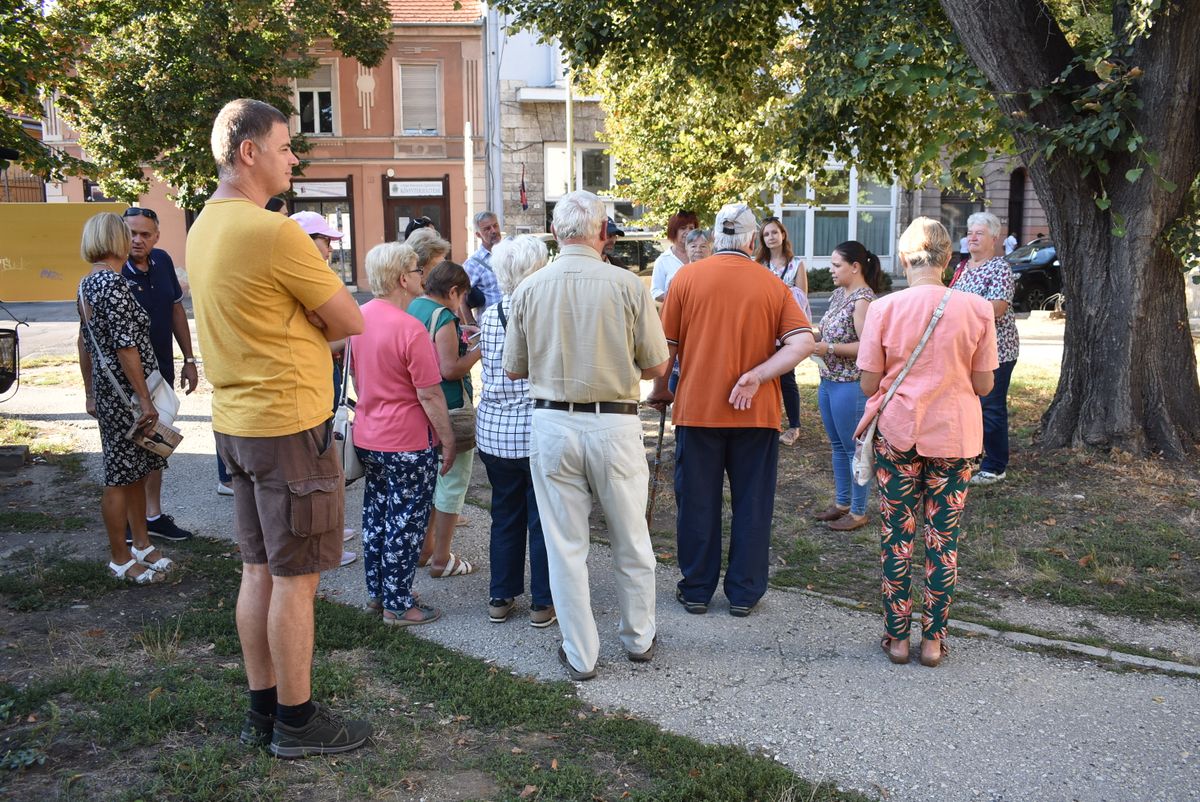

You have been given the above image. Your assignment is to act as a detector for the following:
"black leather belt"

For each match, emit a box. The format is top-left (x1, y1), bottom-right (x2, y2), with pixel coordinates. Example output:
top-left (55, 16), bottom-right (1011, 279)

top-left (534, 400), bottom-right (639, 415)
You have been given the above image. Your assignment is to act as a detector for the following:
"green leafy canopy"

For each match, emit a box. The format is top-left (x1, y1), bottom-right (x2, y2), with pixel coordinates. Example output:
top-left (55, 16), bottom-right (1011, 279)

top-left (10, 0), bottom-right (391, 207)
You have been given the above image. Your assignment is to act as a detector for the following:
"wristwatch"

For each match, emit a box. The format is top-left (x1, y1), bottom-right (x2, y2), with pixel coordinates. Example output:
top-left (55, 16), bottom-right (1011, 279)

top-left (183, 357), bottom-right (197, 365)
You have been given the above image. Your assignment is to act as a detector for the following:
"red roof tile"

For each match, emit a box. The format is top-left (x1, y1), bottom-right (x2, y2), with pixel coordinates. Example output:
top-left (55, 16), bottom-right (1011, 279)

top-left (388, 0), bottom-right (483, 24)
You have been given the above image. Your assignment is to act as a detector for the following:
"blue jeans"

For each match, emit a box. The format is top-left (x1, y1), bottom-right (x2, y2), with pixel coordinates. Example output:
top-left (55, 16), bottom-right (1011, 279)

top-left (674, 426), bottom-right (778, 608)
top-left (980, 359), bottom-right (1016, 474)
top-left (357, 446), bottom-right (437, 614)
top-left (817, 379), bottom-right (869, 516)
top-left (479, 451), bottom-right (552, 606)
top-left (779, 368), bottom-right (800, 428)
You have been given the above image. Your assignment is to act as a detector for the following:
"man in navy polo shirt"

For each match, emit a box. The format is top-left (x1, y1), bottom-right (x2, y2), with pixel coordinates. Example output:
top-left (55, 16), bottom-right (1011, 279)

top-left (122, 206), bottom-right (196, 542)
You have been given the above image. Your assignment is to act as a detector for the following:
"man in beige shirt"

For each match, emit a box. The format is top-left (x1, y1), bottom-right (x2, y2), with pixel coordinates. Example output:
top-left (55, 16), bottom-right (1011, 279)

top-left (504, 190), bottom-right (671, 681)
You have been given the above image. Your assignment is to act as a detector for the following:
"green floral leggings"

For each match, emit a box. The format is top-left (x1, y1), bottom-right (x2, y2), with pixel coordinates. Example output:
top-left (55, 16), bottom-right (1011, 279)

top-left (874, 435), bottom-right (972, 641)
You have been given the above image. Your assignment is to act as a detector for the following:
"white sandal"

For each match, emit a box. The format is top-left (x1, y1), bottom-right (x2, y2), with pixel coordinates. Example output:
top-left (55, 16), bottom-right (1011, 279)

top-left (109, 558), bottom-right (162, 584)
top-left (131, 544), bottom-right (173, 573)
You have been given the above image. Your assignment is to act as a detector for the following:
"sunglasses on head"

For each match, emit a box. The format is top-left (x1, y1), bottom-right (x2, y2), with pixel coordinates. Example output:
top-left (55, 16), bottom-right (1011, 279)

top-left (123, 207), bottom-right (158, 221)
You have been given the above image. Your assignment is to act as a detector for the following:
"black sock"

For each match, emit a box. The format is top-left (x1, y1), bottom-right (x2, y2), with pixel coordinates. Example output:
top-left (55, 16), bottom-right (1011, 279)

top-left (249, 687), bottom-right (277, 717)
top-left (276, 699), bottom-right (316, 728)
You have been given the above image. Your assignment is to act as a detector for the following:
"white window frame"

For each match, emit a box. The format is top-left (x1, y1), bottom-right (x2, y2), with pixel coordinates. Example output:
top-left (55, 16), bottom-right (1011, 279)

top-left (394, 61), bottom-right (442, 137)
top-left (544, 143), bottom-right (616, 200)
top-left (293, 59), bottom-right (339, 137)
top-left (771, 162), bottom-right (899, 272)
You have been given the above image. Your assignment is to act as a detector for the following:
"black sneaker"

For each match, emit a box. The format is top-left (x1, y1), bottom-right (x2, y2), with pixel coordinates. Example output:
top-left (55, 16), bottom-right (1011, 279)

top-left (240, 709), bottom-right (275, 747)
top-left (675, 588), bottom-right (708, 615)
top-left (269, 703), bottom-right (371, 759)
top-left (147, 514), bottom-right (193, 542)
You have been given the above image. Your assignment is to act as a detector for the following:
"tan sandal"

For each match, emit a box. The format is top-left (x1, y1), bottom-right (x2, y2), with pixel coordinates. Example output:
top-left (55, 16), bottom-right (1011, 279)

top-left (880, 636), bottom-right (910, 664)
top-left (920, 639), bottom-right (950, 668)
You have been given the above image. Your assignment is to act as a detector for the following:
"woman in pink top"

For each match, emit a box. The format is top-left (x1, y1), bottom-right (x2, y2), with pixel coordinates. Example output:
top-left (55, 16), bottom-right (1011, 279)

top-left (855, 217), bottom-right (998, 668)
top-left (350, 243), bottom-right (456, 627)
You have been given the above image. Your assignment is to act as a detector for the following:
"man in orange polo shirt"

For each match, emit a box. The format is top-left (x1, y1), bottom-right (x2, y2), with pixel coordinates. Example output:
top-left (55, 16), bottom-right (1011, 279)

top-left (648, 203), bottom-right (814, 617)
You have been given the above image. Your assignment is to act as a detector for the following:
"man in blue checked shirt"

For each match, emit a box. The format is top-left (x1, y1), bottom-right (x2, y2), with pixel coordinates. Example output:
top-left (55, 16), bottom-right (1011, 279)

top-left (461, 210), bottom-right (503, 324)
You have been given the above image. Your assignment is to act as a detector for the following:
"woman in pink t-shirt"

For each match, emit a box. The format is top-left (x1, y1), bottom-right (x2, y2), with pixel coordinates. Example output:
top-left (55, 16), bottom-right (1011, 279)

top-left (855, 217), bottom-right (998, 668)
top-left (350, 243), bottom-right (456, 627)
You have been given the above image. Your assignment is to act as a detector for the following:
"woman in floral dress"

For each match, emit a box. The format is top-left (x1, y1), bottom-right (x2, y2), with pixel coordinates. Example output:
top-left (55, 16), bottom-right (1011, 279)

top-left (951, 211), bottom-right (1019, 486)
top-left (810, 241), bottom-right (883, 531)
top-left (856, 218), bottom-right (998, 667)
top-left (755, 216), bottom-right (809, 446)
top-left (350, 242), bottom-right (455, 626)
top-left (76, 213), bottom-right (173, 584)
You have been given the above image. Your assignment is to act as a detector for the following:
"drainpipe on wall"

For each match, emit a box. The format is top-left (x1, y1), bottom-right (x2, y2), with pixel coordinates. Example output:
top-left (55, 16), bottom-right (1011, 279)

top-left (483, 7), bottom-right (504, 226)
top-left (465, 120), bottom-right (475, 253)
top-left (565, 69), bottom-right (574, 194)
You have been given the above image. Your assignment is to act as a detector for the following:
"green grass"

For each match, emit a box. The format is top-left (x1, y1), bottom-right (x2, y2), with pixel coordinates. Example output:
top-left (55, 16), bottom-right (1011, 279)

top-left (0, 538), bottom-right (869, 802)
top-left (18, 354), bottom-right (78, 370)
top-left (0, 547), bottom-right (114, 611)
top-left (0, 415), bottom-right (77, 456)
top-left (0, 510), bottom-right (88, 533)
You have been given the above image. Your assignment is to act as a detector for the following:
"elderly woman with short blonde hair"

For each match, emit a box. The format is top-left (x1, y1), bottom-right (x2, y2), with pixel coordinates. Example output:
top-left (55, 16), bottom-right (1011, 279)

top-left (350, 241), bottom-right (455, 626)
top-left (952, 211), bottom-right (1019, 486)
top-left (475, 235), bottom-right (557, 626)
top-left (856, 217), bottom-right (998, 667)
top-left (76, 213), bottom-right (173, 584)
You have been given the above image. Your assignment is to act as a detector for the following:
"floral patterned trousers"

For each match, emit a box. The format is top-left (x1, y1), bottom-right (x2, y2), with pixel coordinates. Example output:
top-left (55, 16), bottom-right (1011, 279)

top-left (357, 446), bottom-right (438, 615)
top-left (874, 435), bottom-right (972, 642)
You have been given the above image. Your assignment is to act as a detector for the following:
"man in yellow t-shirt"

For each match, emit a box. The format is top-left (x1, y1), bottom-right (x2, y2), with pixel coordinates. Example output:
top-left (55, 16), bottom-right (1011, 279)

top-left (187, 99), bottom-right (366, 759)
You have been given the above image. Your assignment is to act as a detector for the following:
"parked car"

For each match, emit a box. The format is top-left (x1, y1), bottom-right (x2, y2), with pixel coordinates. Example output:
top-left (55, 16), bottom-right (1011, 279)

top-left (1006, 237), bottom-right (1062, 312)
top-left (535, 230), bottom-right (665, 274)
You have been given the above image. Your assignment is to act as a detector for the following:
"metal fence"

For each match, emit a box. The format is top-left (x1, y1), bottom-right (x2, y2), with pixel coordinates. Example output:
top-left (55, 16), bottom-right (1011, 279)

top-left (0, 167), bottom-right (47, 203)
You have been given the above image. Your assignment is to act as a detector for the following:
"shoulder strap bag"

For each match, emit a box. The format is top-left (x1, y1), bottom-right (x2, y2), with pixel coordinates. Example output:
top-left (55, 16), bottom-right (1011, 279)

top-left (78, 281), bottom-right (182, 458)
top-left (332, 338), bottom-right (364, 485)
top-left (425, 304), bottom-right (476, 452)
top-left (852, 288), bottom-right (952, 486)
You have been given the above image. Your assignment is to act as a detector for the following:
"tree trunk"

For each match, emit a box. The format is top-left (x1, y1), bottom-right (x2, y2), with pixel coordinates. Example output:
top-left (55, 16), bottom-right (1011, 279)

top-left (941, 0), bottom-right (1200, 458)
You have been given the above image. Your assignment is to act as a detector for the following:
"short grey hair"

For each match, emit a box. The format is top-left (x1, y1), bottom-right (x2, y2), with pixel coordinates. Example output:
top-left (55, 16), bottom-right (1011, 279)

top-left (80, 212), bottom-right (131, 263)
top-left (552, 191), bottom-right (606, 242)
top-left (491, 235), bottom-right (549, 295)
top-left (406, 227), bottom-right (451, 268)
top-left (473, 210), bottom-right (497, 229)
top-left (898, 217), bottom-right (952, 271)
top-left (685, 228), bottom-right (712, 245)
top-left (210, 99), bottom-right (288, 180)
top-left (966, 211), bottom-right (1002, 239)
top-left (712, 230), bottom-right (755, 253)
top-left (365, 242), bottom-right (417, 298)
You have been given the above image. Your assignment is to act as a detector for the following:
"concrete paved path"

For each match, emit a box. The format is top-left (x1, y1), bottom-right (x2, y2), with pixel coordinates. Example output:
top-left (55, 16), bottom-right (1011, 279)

top-left (4, 315), bottom-right (1198, 802)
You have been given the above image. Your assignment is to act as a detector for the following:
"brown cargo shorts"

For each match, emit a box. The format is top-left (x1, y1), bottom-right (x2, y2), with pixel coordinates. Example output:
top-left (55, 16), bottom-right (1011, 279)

top-left (216, 420), bottom-right (344, 577)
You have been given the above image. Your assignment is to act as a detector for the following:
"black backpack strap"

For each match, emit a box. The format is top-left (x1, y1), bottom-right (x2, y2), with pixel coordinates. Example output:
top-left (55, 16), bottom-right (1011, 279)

top-left (497, 300), bottom-right (508, 330)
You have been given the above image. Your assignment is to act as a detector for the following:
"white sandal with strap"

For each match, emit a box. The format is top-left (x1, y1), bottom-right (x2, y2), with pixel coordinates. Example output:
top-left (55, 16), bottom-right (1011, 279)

top-left (131, 544), bottom-right (173, 573)
top-left (109, 558), bottom-right (162, 584)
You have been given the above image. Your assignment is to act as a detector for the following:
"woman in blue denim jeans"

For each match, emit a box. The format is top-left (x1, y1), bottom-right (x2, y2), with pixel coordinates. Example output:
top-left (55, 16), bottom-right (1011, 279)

top-left (810, 240), bottom-right (883, 531)
top-left (476, 235), bottom-right (557, 627)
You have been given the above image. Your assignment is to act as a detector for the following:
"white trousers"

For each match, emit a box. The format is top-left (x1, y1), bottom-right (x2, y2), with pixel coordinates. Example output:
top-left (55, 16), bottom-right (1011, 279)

top-left (529, 408), bottom-right (657, 671)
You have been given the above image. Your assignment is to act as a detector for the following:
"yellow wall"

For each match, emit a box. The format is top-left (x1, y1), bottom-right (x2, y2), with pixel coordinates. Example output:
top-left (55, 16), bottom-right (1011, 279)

top-left (0, 203), bottom-right (127, 301)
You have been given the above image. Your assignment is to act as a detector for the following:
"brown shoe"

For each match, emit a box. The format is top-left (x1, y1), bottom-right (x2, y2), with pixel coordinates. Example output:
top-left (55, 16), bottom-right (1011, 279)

top-left (813, 504), bottom-right (849, 522)
top-left (919, 639), bottom-right (950, 668)
top-left (828, 513), bottom-right (868, 531)
top-left (881, 636), bottom-right (910, 664)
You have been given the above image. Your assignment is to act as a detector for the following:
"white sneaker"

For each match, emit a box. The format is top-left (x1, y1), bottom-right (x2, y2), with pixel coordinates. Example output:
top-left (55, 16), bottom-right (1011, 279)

top-left (970, 470), bottom-right (1006, 486)
top-left (343, 527), bottom-right (355, 542)
top-left (339, 550), bottom-right (357, 567)
top-left (217, 482), bottom-right (234, 496)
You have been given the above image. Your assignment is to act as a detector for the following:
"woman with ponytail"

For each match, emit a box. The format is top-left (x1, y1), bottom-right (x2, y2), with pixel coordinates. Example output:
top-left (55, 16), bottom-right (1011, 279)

top-left (810, 241), bottom-right (882, 531)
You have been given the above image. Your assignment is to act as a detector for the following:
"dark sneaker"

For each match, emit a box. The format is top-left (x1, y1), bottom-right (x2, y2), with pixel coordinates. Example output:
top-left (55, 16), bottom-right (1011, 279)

top-left (529, 604), bottom-right (557, 628)
top-left (627, 635), bottom-right (657, 663)
top-left (675, 588), bottom-right (708, 615)
top-left (557, 646), bottom-right (596, 682)
top-left (269, 703), bottom-right (371, 759)
top-left (729, 603), bottom-right (756, 618)
top-left (147, 514), bottom-right (193, 542)
top-left (488, 597), bottom-right (515, 623)
top-left (240, 709), bottom-right (275, 747)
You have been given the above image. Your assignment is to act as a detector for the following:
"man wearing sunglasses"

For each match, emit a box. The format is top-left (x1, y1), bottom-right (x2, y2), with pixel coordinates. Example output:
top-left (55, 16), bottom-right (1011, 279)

top-left (120, 205), bottom-right (197, 543)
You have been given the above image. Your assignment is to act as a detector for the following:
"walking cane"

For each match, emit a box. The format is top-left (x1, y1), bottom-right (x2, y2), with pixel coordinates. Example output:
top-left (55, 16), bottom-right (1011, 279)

top-left (646, 406), bottom-right (667, 527)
